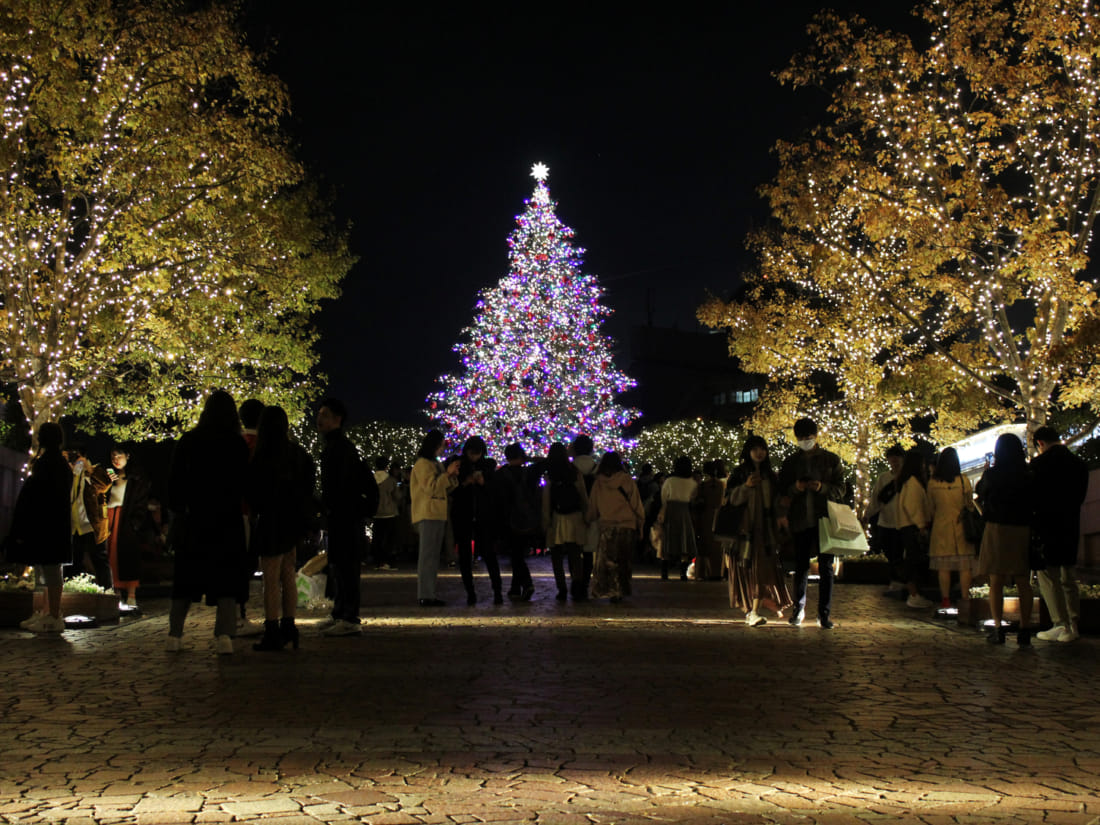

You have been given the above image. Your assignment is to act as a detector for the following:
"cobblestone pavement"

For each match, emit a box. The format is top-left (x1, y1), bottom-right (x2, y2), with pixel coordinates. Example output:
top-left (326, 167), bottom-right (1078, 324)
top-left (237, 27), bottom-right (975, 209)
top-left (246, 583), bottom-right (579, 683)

top-left (2, 556), bottom-right (1099, 825)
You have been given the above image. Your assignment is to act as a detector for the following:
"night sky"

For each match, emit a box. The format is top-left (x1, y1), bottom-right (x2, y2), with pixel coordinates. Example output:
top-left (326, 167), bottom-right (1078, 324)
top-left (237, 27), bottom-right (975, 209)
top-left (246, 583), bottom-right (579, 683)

top-left (245, 2), bottom-right (916, 425)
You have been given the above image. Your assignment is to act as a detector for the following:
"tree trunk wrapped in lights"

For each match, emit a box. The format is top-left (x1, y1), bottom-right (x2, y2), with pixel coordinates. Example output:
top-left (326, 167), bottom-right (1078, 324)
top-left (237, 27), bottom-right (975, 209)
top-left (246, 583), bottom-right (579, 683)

top-left (0, 0), bottom-right (353, 441)
top-left (429, 164), bottom-right (638, 459)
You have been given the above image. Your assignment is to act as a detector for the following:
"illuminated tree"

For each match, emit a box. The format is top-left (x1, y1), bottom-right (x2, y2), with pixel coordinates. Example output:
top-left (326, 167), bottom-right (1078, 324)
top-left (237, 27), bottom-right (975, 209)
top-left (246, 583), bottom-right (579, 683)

top-left (430, 164), bottom-right (638, 458)
top-left (629, 418), bottom-right (749, 475)
top-left (0, 0), bottom-right (352, 441)
top-left (766, 0), bottom-right (1100, 440)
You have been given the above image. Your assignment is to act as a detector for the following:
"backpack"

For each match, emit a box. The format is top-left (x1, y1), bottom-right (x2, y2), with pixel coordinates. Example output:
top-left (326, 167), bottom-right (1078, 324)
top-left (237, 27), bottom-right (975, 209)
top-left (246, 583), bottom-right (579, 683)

top-left (551, 476), bottom-right (583, 515)
top-left (351, 449), bottom-right (380, 521)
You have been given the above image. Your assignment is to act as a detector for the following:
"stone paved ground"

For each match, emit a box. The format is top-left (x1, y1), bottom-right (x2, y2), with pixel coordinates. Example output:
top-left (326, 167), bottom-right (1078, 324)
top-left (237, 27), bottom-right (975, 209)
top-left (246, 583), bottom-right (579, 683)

top-left (1, 556), bottom-right (1099, 825)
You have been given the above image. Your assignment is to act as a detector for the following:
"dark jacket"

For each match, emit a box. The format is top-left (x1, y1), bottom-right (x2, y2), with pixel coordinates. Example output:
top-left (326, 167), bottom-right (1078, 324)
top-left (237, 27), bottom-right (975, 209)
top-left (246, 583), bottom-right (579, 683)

top-left (450, 454), bottom-right (497, 541)
top-left (4, 448), bottom-right (72, 566)
top-left (776, 447), bottom-right (845, 534)
top-left (248, 442), bottom-right (316, 557)
top-left (110, 469), bottom-right (152, 583)
top-left (1031, 444), bottom-right (1089, 566)
top-left (494, 463), bottom-right (540, 537)
top-left (168, 427), bottom-right (249, 604)
top-left (320, 428), bottom-right (374, 524)
top-left (975, 464), bottom-right (1034, 528)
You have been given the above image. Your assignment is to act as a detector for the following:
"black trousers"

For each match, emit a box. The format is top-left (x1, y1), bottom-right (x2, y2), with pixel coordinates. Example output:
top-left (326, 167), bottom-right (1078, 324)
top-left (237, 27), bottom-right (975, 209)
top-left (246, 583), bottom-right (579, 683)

top-left (551, 543), bottom-right (582, 597)
top-left (70, 532), bottom-right (113, 590)
top-left (455, 528), bottom-right (502, 596)
top-left (327, 520), bottom-right (362, 623)
top-left (501, 532), bottom-right (533, 592)
top-left (791, 526), bottom-right (834, 621)
top-left (371, 517), bottom-right (398, 566)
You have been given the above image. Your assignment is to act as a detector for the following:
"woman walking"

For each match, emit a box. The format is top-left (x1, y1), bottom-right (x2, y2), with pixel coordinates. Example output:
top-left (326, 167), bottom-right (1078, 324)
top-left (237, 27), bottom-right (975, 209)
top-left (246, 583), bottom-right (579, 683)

top-left (587, 451), bottom-right (644, 603)
top-left (542, 442), bottom-right (589, 601)
top-left (105, 445), bottom-right (151, 610)
top-left (658, 456), bottom-right (698, 580)
top-left (247, 406), bottom-right (315, 651)
top-left (927, 447), bottom-right (978, 609)
top-left (975, 433), bottom-right (1035, 645)
top-left (450, 436), bottom-right (503, 605)
top-left (896, 448), bottom-right (934, 609)
top-left (166, 390), bottom-right (250, 654)
top-left (725, 436), bottom-right (792, 626)
top-left (694, 460), bottom-right (727, 581)
top-left (410, 430), bottom-right (460, 606)
top-left (9, 423), bottom-right (72, 633)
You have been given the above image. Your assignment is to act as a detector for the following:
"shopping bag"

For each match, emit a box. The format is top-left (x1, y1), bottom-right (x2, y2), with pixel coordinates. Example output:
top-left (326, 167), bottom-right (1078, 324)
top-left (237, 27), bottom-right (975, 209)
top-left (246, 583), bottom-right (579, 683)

top-left (299, 550), bottom-right (328, 576)
top-left (827, 501), bottom-right (863, 540)
top-left (818, 517), bottom-right (869, 557)
top-left (295, 572), bottom-right (329, 609)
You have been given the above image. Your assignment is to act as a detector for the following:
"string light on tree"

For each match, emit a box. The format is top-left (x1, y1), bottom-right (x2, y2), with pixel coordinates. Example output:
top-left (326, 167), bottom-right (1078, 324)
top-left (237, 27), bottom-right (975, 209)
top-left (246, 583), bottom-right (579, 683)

top-left (429, 163), bottom-right (639, 458)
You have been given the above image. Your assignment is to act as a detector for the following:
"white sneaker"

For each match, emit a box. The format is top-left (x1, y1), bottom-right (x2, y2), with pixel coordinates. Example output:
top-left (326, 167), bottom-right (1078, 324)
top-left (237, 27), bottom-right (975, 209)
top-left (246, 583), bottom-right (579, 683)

top-left (746, 612), bottom-right (766, 627)
top-left (1058, 625), bottom-right (1080, 643)
top-left (215, 635), bottom-right (234, 655)
top-left (19, 612), bottom-right (47, 631)
top-left (166, 636), bottom-right (183, 652)
top-left (322, 619), bottom-right (362, 637)
top-left (907, 594), bottom-right (934, 608)
top-left (38, 614), bottom-right (66, 632)
top-left (1036, 626), bottom-right (1065, 641)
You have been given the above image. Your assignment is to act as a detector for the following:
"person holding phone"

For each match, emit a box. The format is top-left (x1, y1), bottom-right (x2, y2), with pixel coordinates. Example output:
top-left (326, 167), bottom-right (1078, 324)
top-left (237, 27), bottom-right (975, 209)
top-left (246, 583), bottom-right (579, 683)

top-left (776, 418), bottom-right (846, 628)
top-left (410, 430), bottom-right (460, 606)
top-left (105, 445), bottom-right (151, 610)
top-left (726, 436), bottom-right (792, 626)
top-left (450, 436), bottom-right (503, 605)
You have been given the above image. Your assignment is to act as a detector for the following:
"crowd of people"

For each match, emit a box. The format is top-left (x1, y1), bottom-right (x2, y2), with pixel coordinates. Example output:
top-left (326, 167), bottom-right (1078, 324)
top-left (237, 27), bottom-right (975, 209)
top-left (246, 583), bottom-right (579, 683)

top-left (3, 391), bottom-right (1092, 651)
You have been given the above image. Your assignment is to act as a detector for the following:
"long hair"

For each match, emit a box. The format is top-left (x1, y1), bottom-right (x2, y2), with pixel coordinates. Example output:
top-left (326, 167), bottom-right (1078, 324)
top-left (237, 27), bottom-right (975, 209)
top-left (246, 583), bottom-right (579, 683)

top-left (547, 442), bottom-right (576, 483)
top-left (197, 390), bottom-right (240, 436)
top-left (932, 447), bottom-right (962, 483)
top-left (253, 405), bottom-right (291, 469)
top-left (897, 447), bottom-right (927, 489)
top-left (417, 429), bottom-right (445, 460)
top-left (672, 455), bottom-right (693, 479)
top-left (993, 433), bottom-right (1027, 470)
top-left (738, 435), bottom-right (775, 482)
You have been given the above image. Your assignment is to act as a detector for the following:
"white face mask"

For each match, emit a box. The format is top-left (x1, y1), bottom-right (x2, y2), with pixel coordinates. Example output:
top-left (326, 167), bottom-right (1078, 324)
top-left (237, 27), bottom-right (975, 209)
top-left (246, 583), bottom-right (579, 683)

top-left (797, 438), bottom-right (817, 452)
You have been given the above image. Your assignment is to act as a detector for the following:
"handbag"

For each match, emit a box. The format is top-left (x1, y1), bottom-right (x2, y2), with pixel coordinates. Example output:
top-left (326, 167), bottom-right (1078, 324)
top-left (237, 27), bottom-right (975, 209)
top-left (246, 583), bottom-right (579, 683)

top-left (713, 501), bottom-right (745, 540)
top-left (957, 482), bottom-right (984, 545)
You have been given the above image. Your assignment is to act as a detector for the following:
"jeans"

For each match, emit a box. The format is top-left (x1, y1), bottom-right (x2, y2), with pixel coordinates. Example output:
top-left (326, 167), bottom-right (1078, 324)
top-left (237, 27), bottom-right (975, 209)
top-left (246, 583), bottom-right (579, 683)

top-left (455, 528), bottom-right (502, 596)
top-left (416, 519), bottom-right (447, 600)
top-left (70, 532), bottom-right (113, 590)
top-left (791, 526), bottom-right (834, 621)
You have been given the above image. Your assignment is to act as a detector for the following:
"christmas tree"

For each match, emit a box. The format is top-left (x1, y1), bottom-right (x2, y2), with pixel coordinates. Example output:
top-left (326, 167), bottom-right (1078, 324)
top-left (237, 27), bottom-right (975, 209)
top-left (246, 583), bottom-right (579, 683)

top-left (429, 163), bottom-right (639, 458)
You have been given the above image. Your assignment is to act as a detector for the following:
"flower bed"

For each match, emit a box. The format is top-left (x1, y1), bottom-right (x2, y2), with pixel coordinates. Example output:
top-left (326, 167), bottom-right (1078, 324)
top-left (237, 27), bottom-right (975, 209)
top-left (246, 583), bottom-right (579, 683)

top-left (837, 554), bottom-right (890, 584)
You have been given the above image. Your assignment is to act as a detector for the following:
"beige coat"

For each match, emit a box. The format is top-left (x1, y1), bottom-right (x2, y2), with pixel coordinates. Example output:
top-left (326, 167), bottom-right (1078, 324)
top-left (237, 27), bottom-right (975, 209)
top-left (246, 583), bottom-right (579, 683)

top-left (896, 477), bottom-right (931, 530)
top-left (410, 457), bottom-right (457, 524)
top-left (542, 473), bottom-right (589, 546)
top-left (586, 471), bottom-right (644, 534)
top-left (927, 475), bottom-right (976, 558)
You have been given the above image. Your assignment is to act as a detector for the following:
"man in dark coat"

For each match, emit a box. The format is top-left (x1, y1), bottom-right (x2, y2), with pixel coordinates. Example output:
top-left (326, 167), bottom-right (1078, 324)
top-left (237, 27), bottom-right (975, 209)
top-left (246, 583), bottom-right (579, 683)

top-left (317, 398), bottom-right (377, 636)
top-left (776, 418), bottom-right (846, 629)
top-left (1032, 426), bottom-right (1090, 643)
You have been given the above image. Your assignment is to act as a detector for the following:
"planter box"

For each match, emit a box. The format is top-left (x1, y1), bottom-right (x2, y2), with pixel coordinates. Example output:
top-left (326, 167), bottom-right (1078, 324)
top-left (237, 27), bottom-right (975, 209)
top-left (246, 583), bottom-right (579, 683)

top-left (957, 596), bottom-right (1042, 627)
top-left (34, 591), bottom-right (119, 625)
top-left (1038, 597), bottom-right (1100, 634)
top-left (837, 560), bottom-right (890, 584)
top-left (0, 590), bottom-right (34, 627)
